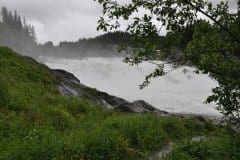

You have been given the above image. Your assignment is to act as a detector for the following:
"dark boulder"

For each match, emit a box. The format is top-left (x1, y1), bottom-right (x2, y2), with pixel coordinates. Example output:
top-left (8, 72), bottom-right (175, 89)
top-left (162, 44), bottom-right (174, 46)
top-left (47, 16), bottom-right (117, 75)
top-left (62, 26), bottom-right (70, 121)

top-left (58, 82), bottom-right (78, 97)
top-left (117, 100), bottom-right (168, 115)
top-left (54, 69), bottom-right (80, 84)
top-left (53, 69), bottom-right (169, 115)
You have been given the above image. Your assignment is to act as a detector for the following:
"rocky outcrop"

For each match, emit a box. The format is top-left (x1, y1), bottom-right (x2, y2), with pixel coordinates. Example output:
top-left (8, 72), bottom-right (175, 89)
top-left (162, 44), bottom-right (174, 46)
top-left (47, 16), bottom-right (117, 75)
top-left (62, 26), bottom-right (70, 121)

top-left (51, 69), bottom-right (222, 123)
top-left (52, 69), bottom-right (168, 115)
top-left (54, 69), bottom-right (80, 84)
top-left (117, 100), bottom-right (155, 113)
top-left (58, 82), bottom-right (79, 97)
top-left (117, 100), bottom-right (168, 115)
top-left (51, 68), bottom-right (222, 124)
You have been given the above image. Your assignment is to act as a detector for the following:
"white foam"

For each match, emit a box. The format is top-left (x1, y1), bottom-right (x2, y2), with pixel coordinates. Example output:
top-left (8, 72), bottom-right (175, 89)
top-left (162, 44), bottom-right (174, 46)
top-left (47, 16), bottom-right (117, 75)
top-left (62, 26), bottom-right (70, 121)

top-left (42, 57), bottom-right (220, 116)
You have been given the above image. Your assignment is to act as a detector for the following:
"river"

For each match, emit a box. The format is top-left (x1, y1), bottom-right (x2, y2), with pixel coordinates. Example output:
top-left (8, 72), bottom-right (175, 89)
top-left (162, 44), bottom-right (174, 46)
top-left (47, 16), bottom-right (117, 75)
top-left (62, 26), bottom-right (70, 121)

top-left (42, 57), bottom-right (220, 116)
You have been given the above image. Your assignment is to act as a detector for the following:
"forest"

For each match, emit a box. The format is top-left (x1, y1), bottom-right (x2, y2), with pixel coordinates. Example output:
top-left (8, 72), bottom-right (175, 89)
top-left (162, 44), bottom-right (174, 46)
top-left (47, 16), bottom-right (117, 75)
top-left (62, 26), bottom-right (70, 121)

top-left (0, 7), bottom-right (38, 57)
top-left (0, 6), bottom-right (133, 58)
top-left (0, 6), bottom-right (194, 59)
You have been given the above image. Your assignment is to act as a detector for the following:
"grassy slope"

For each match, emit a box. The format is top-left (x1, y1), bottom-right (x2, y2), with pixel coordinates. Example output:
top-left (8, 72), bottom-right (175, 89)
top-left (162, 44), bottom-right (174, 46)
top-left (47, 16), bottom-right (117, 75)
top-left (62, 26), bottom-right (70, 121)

top-left (0, 46), bottom-right (239, 160)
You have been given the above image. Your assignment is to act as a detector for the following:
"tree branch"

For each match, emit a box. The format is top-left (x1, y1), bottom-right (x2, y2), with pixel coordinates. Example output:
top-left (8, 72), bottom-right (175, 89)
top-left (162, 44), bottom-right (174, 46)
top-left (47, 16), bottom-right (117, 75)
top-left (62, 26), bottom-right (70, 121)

top-left (187, 1), bottom-right (240, 44)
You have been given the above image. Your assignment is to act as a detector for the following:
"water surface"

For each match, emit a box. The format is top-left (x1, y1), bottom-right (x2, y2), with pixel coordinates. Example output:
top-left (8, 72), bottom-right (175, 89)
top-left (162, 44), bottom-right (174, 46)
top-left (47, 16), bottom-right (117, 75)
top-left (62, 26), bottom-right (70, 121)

top-left (43, 57), bottom-right (219, 115)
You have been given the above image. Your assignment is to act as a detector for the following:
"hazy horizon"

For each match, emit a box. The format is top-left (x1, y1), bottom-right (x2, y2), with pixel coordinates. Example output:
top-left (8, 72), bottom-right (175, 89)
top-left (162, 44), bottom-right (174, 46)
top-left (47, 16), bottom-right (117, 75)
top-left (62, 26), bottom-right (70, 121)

top-left (1, 0), bottom-right (238, 45)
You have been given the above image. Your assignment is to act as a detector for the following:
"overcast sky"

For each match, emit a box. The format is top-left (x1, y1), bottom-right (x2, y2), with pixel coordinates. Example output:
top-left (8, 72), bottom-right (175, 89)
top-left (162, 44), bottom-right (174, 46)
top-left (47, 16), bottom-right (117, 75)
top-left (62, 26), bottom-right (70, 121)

top-left (1, 0), bottom-right (238, 44)
top-left (1, 0), bottom-right (103, 44)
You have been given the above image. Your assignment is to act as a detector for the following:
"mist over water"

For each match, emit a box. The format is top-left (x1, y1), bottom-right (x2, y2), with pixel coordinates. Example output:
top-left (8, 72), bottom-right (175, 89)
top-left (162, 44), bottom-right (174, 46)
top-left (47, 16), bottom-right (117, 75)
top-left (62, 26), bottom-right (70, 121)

top-left (43, 57), bottom-right (220, 116)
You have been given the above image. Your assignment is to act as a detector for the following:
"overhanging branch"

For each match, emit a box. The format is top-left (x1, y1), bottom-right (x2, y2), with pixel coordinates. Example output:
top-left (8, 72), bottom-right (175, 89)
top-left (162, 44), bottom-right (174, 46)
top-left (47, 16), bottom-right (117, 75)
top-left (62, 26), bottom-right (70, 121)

top-left (187, 1), bottom-right (240, 44)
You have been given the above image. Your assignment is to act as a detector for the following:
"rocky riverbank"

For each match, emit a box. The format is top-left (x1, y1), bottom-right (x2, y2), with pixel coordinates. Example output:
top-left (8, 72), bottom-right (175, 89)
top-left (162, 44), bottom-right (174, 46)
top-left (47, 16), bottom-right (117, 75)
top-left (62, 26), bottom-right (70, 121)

top-left (53, 69), bottom-right (168, 114)
top-left (53, 68), bottom-right (221, 123)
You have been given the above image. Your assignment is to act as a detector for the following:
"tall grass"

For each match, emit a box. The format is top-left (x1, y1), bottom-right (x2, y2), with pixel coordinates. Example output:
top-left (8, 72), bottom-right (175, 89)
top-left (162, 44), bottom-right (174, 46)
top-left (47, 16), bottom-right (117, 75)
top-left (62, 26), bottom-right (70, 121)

top-left (0, 47), bottom-right (239, 160)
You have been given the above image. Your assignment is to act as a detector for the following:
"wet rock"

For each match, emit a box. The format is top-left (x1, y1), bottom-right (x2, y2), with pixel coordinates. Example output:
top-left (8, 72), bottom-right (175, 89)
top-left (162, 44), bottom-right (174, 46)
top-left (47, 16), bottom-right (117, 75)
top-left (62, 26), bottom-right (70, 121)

top-left (117, 101), bottom-right (154, 113)
top-left (52, 68), bottom-right (221, 122)
top-left (117, 100), bottom-right (168, 114)
top-left (53, 69), bottom-right (169, 114)
top-left (54, 69), bottom-right (80, 84)
top-left (58, 82), bottom-right (78, 97)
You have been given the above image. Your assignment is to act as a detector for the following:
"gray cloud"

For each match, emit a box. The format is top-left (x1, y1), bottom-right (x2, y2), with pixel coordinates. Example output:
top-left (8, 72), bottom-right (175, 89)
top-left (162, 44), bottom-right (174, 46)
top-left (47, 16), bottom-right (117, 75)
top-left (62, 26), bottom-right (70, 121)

top-left (1, 0), bottom-right (238, 44)
top-left (1, 0), bottom-right (103, 44)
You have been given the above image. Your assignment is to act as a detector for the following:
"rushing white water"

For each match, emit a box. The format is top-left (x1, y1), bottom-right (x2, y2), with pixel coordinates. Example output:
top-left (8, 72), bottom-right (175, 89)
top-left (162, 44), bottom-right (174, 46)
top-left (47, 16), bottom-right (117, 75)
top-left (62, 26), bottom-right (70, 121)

top-left (42, 57), bottom-right (220, 116)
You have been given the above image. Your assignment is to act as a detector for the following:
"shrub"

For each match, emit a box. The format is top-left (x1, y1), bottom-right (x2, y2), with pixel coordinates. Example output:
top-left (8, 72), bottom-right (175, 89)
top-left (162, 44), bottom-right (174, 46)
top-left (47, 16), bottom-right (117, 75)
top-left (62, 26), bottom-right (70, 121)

top-left (162, 119), bottom-right (186, 139)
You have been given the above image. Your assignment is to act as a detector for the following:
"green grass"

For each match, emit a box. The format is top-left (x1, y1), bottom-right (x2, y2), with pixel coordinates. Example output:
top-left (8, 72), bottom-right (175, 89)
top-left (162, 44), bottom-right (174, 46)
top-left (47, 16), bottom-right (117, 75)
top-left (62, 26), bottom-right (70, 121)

top-left (0, 46), bottom-right (239, 160)
top-left (163, 129), bottom-right (240, 160)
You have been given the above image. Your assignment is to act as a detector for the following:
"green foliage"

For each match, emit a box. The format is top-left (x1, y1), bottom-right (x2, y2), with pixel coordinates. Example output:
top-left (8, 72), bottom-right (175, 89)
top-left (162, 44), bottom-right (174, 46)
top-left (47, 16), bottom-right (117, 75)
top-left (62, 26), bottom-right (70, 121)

top-left (0, 46), bottom-right (235, 159)
top-left (0, 79), bottom-right (9, 107)
top-left (95, 0), bottom-right (240, 128)
top-left (164, 131), bottom-right (240, 160)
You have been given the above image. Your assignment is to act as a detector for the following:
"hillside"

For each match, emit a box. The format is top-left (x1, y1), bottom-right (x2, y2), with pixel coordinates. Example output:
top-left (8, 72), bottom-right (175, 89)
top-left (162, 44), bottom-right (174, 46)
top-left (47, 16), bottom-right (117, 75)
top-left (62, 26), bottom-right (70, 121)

top-left (0, 47), bottom-right (239, 159)
top-left (41, 31), bottom-right (132, 58)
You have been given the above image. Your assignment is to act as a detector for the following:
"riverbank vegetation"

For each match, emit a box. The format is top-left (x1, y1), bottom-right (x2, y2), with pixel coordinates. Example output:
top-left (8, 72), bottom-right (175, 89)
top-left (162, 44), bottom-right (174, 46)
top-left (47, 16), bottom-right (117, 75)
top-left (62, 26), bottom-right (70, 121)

top-left (0, 46), bottom-right (239, 159)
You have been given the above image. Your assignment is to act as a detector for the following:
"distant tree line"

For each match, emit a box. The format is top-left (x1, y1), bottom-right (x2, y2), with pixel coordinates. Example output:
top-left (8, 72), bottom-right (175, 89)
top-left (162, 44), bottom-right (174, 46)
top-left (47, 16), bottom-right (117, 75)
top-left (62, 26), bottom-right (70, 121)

top-left (0, 6), bottom-right (197, 58)
top-left (0, 6), bottom-right (134, 58)
top-left (41, 31), bottom-right (132, 57)
top-left (0, 6), bottom-right (39, 57)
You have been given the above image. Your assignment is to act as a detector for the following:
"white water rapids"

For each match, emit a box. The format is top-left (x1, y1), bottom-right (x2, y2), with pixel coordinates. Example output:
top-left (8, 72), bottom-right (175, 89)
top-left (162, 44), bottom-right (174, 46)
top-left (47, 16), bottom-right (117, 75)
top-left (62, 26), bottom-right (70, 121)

top-left (42, 57), bottom-right (220, 116)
